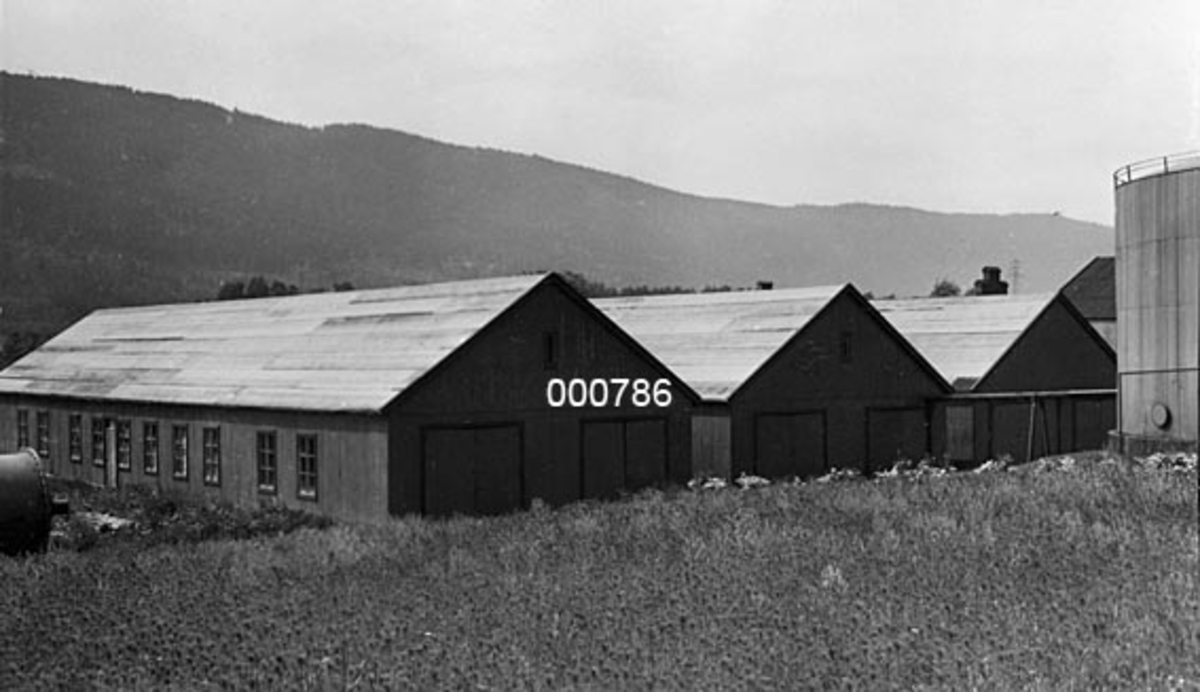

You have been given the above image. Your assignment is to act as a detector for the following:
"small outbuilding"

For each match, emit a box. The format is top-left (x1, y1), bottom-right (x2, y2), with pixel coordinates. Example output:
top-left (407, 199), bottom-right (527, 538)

top-left (874, 293), bottom-right (1116, 465)
top-left (596, 285), bottom-right (949, 479)
top-left (0, 274), bottom-right (697, 521)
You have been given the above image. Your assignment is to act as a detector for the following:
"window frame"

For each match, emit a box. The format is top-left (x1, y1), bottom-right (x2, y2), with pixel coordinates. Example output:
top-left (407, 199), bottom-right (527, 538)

top-left (16, 409), bottom-right (29, 449)
top-left (115, 419), bottom-right (133, 471)
top-left (256, 430), bottom-right (278, 495)
top-left (296, 433), bottom-right (318, 501)
top-left (143, 422), bottom-right (160, 476)
top-left (172, 424), bottom-right (189, 480)
top-left (202, 426), bottom-right (221, 487)
top-left (68, 414), bottom-right (83, 464)
top-left (91, 416), bottom-right (107, 467)
top-left (35, 410), bottom-right (51, 461)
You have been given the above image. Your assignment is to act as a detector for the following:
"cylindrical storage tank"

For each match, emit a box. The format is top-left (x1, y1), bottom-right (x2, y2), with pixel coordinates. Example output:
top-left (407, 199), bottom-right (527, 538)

top-left (0, 449), bottom-right (65, 556)
top-left (1113, 152), bottom-right (1200, 455)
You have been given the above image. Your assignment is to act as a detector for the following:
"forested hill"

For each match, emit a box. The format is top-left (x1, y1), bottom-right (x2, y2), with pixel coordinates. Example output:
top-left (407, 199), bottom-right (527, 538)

top-left (1, 72), bottom-right (1112, 344)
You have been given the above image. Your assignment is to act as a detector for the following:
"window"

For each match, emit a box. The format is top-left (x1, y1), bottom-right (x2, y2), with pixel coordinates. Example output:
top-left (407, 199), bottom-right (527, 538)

top-left (172, 425), bottom-right (189, 480)
top-left (16, 409), bottom-right (29, 448)
top-left (143, 422), bottom-right (160, 475)
top-left (202, 427), bottom-right (221, 486)
top-left (297, 434), bottom-right (318, 500)
top-left (92, 417), bottom-right (107, 467)
top-left (36, 411), bottom-right (51, 461)
top-left (116, 420), bottom-right (132, 471)
top-left (69, 415), bottom-right (83, 464)
top-left (543, 331), bottom-right (558, 370)
top-left (839, 331), bottom-right (853, 363)
top-left (256, 431), bottom-right (277, 494)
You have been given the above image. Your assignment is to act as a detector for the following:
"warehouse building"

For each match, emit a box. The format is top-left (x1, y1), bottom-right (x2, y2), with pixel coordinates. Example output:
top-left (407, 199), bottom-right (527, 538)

top-left (0, 274), bottom-right (698, 521)
top-left (596, 285), bottom-right (950, 479)
top-left (874, 293), bottom-right (1116, 465)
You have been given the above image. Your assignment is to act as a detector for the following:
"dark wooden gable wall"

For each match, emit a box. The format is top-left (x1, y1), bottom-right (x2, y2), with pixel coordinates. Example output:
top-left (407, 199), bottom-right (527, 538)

top-left (385, 276), bottom-right (696, 516)
top-left (732, 287), bottom-right (948, 478)
top-left (974, 296), bottom-right (1116, 393)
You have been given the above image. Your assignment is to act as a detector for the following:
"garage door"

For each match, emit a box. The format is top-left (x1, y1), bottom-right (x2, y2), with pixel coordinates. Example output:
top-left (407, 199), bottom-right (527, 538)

top-left (582, 418), bottom-right (667, 500)
top-left (422, 425), bottom-right (522, 517)
top-left (867, 407), bottom-right (927, 473)
top-left (754, 412), bottom-right (826, 479)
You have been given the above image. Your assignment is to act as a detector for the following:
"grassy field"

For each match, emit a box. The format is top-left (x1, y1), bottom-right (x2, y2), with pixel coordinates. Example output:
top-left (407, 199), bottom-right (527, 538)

top-left (2, 455), bottom-right (1197, 690)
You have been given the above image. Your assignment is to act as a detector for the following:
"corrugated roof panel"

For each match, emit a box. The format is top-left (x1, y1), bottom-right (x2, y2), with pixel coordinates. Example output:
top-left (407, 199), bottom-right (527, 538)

top-left (873, 294), bottom-right (1053, 389)
top-left (0, 274), bottom-right (545, 412)
top-left (595, 286), bottom-right (845, 401)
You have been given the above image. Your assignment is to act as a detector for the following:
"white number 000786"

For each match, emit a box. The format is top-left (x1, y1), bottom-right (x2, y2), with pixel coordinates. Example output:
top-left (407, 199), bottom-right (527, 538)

top-left (545, 378), bottom-right (672, 408)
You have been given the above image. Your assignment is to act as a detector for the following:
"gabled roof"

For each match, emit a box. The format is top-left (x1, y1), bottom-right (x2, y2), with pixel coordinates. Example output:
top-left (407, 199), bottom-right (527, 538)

top-left (1061, 256), bottom-right (1115, 321)
top-left (0, 274), bottom-right (549, 413)
top-left (873, 293), bottom-right (1058, 391)
top-left (594, 285), bottom-right (867, 402)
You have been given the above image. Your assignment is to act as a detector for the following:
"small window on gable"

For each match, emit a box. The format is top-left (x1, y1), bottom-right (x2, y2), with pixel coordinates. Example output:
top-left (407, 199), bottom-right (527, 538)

top-left (543, 331), bottom-right (559, 370)
top-left (839, 331), bottom-right (853, 363)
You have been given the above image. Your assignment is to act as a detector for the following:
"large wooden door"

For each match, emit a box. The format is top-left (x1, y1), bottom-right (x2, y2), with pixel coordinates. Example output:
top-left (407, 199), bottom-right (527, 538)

top-left (474, 426), bottom-right (522, 516)
top-left (581, 418), bottom-right (668, 500)
top-left (755, 412), bottom-right (826, 479)
top-left (422, 425), bottom-right (522, 517)
top-left (624, 419), bottom-right (667, 489)
top-left (867, 407), bottom-right (927, 473)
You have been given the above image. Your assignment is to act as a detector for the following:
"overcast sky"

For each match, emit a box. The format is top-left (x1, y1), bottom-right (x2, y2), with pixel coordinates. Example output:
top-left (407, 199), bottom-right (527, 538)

top-left (3, 0), bottom-right (1198, 225)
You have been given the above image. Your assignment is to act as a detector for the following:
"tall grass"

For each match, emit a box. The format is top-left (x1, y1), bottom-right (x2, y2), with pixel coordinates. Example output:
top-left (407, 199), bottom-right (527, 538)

top-left (2, 459), bottom-right (1196, 690)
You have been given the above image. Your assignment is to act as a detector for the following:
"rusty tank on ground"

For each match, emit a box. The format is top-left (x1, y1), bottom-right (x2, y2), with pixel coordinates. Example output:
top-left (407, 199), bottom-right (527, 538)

top-left (0, 449), bottom-right (70, 556)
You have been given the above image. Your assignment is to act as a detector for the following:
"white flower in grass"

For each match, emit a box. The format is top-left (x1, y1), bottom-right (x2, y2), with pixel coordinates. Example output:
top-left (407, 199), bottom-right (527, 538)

top-left (820, 564), bottom-right (847, 591)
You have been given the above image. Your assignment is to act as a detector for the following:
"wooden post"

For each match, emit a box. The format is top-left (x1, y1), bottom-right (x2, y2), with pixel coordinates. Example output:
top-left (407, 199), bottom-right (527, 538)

top-left (1026, 396), bottom-right (1037, 463)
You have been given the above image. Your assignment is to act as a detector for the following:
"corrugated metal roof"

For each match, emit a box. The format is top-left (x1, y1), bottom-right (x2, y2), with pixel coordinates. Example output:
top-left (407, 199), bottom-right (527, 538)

top-left (595, 286), bottom-right (846, 401)
top-left (0, 275), bottom-right (547, 413)
top-left (872, 293), bottom-right (1054, 390)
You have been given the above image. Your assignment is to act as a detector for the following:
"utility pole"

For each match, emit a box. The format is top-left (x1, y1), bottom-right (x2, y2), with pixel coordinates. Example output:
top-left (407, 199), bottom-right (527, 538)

top-left (1009, 258), bottom-right (1021, 295)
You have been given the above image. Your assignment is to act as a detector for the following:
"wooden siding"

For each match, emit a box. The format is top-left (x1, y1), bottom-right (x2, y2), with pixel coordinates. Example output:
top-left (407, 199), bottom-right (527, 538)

top-left (1115, 167), bottom-right (1200, 445)
top-left (690, 412), bottom-right (732, 479)
top-left (0, 395), bottom-right (388, 523)
top-left (930, 393), bottom-right (1115, 465)
top-left (732, 289), bottom-right (947, 477)
top-left (386, 279), bottom-right (695, 516)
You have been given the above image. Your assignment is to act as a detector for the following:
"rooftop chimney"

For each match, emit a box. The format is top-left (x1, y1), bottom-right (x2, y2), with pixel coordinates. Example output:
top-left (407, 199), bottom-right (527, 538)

top-left (974, 266), bottom-right (1009, 295)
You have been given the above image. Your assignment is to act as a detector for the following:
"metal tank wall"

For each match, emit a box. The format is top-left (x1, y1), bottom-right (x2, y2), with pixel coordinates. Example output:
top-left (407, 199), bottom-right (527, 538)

top-left (1112, 153), bottom-right (1200, 454)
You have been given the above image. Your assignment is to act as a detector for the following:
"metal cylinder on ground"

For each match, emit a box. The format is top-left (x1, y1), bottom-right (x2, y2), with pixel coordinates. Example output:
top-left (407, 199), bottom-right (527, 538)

top-left (0, 448), bottom-right (70, 556)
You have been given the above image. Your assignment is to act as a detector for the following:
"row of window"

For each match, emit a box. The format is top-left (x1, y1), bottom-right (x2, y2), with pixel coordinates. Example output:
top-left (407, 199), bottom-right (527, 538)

top-left (15, 409), bottom-right (318, 500)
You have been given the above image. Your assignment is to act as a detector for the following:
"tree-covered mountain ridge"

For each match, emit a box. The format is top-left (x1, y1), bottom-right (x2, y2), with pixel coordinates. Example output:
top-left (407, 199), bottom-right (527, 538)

top-left (0, 72), bottom-right (1112, 342)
